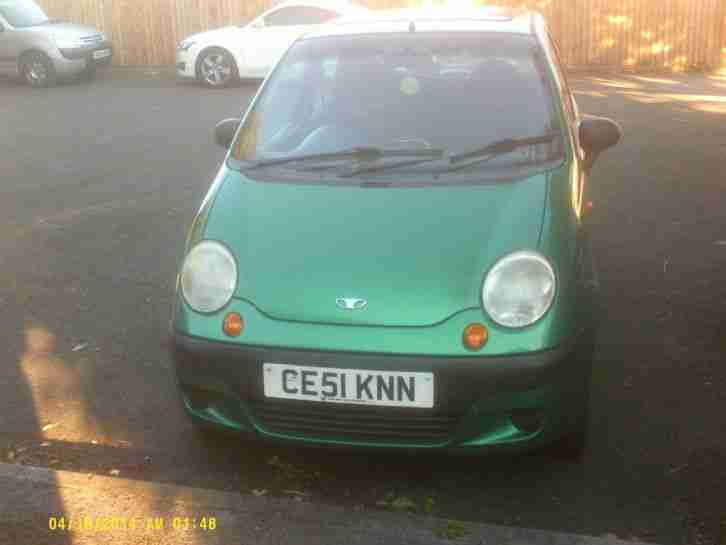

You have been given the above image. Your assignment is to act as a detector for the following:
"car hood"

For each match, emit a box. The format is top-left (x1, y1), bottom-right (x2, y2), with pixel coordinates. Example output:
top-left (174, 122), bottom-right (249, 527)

top-left (203, 170), bottom-right (549, 327)
top-left (32, 22), bottom-right (102, 39)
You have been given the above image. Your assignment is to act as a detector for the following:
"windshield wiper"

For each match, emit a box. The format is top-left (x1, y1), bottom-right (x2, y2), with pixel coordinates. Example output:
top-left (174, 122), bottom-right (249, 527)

top-left (337, 152), bottom-right (446, 178)
top-left (242, 147), bottom-right (445, 171)
top-left (444, 133), bottom-right (561, 173)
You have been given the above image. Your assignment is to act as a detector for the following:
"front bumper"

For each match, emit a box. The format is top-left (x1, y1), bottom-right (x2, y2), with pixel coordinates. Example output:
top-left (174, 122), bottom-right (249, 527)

top-left (175, 50), bottom-right (197, 79)
top-left (171, 331), bottom-right (593, 451)
top-left (52, 42), bottom-right (113, 77)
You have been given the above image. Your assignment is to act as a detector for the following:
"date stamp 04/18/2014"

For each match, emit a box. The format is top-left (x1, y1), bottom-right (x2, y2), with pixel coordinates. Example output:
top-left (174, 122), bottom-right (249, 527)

top-left (48, 515), bottom-right (217, 532)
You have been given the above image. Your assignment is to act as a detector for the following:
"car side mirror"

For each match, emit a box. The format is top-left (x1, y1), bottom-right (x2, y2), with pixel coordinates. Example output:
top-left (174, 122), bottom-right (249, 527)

top-left (579, 116), bottom-right (621, 156)
top-left (214, 118), bottom-right (240, 149)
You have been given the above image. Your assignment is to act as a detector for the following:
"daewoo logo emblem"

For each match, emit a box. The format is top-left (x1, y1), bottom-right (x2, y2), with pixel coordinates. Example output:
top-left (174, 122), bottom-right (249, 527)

top-left (336, 297), bottom-right (367, 310)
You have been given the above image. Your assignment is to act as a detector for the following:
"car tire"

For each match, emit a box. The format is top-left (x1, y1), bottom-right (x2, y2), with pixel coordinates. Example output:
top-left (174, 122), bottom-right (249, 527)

top-left (546, 403), bottom-right (590, 459)
top-left (196, 47), bottom-right (238, 88)
top-left (191, 418), bottom-right (227, 442)
top-left (189, 416), bottom-right (254, 447)
top-left (550, 426), bottom-right (588, 459)
top-left (20, 51), bottom-right (57, 88)
top-left (81, 63), bottom-right (97, 82)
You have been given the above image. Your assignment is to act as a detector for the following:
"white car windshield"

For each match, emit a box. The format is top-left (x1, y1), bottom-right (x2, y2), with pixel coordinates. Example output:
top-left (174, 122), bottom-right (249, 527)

top-left (232, 32), bottom-right (564, 173)
top-left (0, 0), bottom-right (49, 27)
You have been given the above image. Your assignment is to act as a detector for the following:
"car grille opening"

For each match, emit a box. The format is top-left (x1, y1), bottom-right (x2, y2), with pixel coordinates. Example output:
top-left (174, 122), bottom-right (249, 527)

top-left (80, 35), bottom-right (103, 44)
top-left (250, 399), bottom-right (460, 444)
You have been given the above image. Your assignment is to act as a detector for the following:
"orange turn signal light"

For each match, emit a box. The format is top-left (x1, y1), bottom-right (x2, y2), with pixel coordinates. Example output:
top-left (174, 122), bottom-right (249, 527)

top-left (463, 323), bottom-right (488, 351)
top-left (223, 312), bottom-right (244, 337)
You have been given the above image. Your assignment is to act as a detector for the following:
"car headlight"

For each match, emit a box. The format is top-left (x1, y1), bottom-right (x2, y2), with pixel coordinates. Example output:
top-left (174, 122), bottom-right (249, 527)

top-left (177, 40), bottom-right (195, 51)
top-left (482, 251), bottom-right (556, 328)
top-left (180, 241), bottom-right (237, 313)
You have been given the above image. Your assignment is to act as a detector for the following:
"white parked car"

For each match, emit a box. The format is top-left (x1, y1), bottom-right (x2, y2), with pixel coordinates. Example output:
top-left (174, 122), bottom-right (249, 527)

top-left (175, 0), bottom-right (368, 87)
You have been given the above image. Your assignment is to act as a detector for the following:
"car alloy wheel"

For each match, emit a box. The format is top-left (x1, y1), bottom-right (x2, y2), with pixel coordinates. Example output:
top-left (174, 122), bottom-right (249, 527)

top-left (198, 49), bottom-right (236, 88)
top-left (22, 52), bottom-right (56, 88)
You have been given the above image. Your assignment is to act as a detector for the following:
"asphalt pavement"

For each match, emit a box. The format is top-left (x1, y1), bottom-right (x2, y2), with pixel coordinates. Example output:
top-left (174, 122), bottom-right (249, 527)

top-left (1, 69), bottom-right (725, 545)
top-left (1, 462), bottom-right (656, 545)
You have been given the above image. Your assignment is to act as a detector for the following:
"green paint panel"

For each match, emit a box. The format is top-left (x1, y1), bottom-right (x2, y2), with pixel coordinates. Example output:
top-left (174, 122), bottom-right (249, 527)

top-left (203, 169), bottom-right (548, 328)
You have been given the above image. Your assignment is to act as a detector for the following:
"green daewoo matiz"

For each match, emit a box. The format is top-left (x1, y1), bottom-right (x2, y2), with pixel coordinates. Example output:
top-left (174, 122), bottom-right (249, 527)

top-left (170, 7), bottom-right (621, 454)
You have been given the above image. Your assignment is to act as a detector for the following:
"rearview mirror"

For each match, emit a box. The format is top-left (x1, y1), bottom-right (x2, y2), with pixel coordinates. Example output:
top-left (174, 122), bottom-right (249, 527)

top-left (579, 116), bottom-right (621, 156)
top-left (214, 118), bottom-right (240, 149)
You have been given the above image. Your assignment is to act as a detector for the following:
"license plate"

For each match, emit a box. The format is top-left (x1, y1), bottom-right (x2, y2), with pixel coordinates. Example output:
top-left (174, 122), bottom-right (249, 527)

top-left (263, 363), bottom-right (434, 408)
top-left (93, 49), bottom-right (111, 60)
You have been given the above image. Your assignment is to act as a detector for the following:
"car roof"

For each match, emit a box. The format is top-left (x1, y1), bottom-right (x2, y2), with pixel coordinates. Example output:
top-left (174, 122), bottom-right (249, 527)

top-left (266, 0), bottom-right (370, 14)
top-left (305, 6), bottom-right (539, 38)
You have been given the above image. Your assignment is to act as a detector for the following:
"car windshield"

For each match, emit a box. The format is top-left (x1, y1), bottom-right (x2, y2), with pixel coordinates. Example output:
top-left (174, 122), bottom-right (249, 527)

top-left (231, 32), bottom-right (565, 177)
top-left (0, 0), bottom-right (49, 27)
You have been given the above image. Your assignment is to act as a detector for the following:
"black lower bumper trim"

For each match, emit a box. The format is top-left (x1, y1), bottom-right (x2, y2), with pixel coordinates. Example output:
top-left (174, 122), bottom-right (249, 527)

top-left (171, 331), bottom-right (590, 416)
top-left (249, 398), bottom-right (457, 443)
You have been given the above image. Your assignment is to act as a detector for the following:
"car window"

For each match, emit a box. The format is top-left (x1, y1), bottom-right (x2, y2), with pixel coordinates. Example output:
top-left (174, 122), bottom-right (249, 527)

top-left (0, 0), bottom-right (48, 28)
top-left (233, 32), bottom-right (565, 176)
top-left (236, 59), bottom-right (321, 161)
top-left (264, 6), bottom-right (338, 27)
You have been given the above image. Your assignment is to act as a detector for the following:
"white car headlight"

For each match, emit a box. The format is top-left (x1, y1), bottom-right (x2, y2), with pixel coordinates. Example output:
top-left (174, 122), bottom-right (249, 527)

top-left (482, 251), bottom-right (556, 328)
top-left (180, 241), bottom-right (237, 313)
top-left (177, 40), bottom-right (195, 51)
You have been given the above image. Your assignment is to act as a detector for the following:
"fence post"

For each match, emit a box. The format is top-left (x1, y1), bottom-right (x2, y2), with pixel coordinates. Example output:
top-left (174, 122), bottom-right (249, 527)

top-left (714, 0), bottom-right (726, 69)
top-left (552, 0), bottom-right (564, 41)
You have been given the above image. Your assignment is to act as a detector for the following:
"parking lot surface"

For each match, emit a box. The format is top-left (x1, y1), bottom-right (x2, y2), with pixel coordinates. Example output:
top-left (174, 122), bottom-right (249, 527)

top-left (1, 70), bottom-right (725, 545)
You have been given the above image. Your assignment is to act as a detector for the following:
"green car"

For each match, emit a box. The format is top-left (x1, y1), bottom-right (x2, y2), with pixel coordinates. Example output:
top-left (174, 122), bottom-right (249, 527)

top-left (170, 7), bottom-right (621, 454)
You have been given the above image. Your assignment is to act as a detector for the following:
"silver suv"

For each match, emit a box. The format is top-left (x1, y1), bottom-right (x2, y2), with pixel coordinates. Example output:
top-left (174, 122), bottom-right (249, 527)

top-left (0, 0), bottom-right (112, 87)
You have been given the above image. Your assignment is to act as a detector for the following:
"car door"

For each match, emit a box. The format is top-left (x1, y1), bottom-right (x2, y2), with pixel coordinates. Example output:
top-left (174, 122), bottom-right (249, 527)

top-left (250, 5), bottom-right (339, 76)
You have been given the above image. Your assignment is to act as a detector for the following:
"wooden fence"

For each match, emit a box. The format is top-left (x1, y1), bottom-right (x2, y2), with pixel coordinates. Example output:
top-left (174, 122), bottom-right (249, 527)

top-left (37, 0), bottom-right (726, 71)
